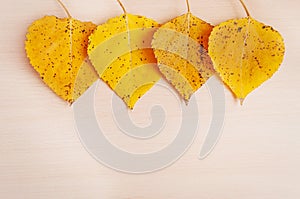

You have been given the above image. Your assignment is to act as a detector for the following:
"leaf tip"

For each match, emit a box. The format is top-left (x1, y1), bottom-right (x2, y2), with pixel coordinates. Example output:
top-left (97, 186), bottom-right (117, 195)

top-left (239, 98), bottom-right (245, 106)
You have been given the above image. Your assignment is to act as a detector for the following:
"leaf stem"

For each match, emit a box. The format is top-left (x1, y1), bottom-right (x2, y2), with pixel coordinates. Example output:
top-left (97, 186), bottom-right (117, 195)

top-left (56, 0), bottom-right (72, 18)
top-left (186, 0), bottom-right (191, 13)
top-left (117, 0), bottom-right (127, 14)
top-left (239, 0), bottom-right (250, 17)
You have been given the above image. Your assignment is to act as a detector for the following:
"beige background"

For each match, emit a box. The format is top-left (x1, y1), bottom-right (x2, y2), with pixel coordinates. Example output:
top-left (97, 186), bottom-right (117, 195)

top-left (1, 0), bottom-right (300, 198)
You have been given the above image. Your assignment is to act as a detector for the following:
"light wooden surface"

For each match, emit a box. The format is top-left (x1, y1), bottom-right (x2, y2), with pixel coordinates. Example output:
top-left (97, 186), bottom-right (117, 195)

top-left (1, 0), bottom-right (300, 198)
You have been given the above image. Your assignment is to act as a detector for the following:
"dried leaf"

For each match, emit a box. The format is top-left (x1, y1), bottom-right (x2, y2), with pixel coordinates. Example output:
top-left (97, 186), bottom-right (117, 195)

top-left (152, 13), bottom-right (214, 102)
top-left (25, 16), bottom-right (98, 103)
top-left (88, 13), bottom-right (160, 109)
top-left (208, 8), bottom-right (285, 102)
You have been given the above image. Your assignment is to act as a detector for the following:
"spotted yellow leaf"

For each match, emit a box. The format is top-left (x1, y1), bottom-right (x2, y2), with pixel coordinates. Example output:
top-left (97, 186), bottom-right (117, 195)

top-left (152, 10), bottom-right (214, 102)
top-left (25, 14), bottom-right (98, 103)
top-left (208, 1), bottom-right (285, 103)
top-left (88, 11), bottom-right (160, 109)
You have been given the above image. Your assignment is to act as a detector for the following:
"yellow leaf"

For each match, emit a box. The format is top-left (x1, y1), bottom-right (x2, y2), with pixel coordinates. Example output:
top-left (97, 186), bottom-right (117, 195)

top-left (88, 13), bottom-right (160, 109)
top-left (25, 15), bottom-right (98, 103)
top-left (208, 2), bottom-right (285, 103)
top-left (152, 12), bottom-right (214, 102)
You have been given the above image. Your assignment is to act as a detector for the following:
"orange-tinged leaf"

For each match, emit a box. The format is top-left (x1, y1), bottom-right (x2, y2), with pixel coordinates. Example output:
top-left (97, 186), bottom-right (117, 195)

top-left (152, 13), bottom-right (214, 102)
top-left (88, 13), bottom-right (160, 109)
top-left (25, 16), bottom-right (98, 103)
top-left (208, 17), bottom-right (285, 102)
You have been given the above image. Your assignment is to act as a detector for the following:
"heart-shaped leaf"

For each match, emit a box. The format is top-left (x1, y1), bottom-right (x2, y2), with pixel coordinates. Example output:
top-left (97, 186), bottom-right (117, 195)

top-left (25, 6), bottom-right (98, 103)
top-left (88, 1), bottom-right (160, 109)
top-left (208, 0), bottom-right (285, 103)
top-left (152, 1), bottom-right (214, 102)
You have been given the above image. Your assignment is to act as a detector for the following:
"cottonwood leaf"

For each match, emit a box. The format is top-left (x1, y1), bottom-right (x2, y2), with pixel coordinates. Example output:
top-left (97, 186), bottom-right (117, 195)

top-left (152, 12), bottom-right (214, 102)
top-left (88, 13), bottom-right (160, 109)
top-left (25, 16), bottom-right (98, 103)
top-left (208, 5), bottom-right (285, 103)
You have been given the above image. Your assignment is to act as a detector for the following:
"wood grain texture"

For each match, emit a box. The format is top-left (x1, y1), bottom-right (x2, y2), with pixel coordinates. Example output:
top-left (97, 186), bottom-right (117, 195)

top-left (0, 0), bottom-right (300, 198)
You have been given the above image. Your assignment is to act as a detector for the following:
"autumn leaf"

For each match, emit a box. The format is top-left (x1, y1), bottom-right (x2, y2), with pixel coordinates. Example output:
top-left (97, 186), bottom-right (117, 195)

top-left (25, 0), bottom-right (98, 103)
top-left (88, 0), bottom-right (160, 109)
top-left (208, 0), bottom-right (285, 104)
top-left (151, 0), bottom-right (214, 102)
